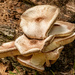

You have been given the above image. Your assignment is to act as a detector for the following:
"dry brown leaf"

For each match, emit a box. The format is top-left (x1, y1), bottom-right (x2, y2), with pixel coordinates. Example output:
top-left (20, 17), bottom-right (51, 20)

top-left (0, 63), bottom-right (8, 75)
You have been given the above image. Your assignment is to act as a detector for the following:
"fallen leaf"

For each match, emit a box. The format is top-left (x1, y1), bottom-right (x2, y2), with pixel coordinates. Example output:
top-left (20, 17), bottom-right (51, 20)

top-left (0, 63), bottom-right (8, 75)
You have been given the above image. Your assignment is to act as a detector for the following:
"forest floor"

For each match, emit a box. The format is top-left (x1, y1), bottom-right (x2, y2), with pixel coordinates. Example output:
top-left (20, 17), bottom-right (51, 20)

top-left (0, 0), bottom-right (75, 75)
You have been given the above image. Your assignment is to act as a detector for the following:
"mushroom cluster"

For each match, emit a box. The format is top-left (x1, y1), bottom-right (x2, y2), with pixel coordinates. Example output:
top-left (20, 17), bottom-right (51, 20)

top-left (0, 5), bottom-right (75, 71)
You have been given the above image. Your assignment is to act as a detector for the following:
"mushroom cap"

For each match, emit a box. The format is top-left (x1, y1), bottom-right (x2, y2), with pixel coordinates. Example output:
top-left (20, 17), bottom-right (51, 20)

top-left (15, 34), bottom-right (45, 55)
top-left (42, 32), bottom-right (75, 52)
top-left (17, 46), bottom-right (64, 71)
top-left (0, 41), bottom-right (20, 58)
top-left (20, 5), bottom-right (60, 39)
top-left (0, 41), bottom-right (16, 53)
top-left (46, 46), bottom-right (64, 60)
top-left (17, 55), bottom-right (44, 72)
top-left (49, 21), bottom-right (75, 37)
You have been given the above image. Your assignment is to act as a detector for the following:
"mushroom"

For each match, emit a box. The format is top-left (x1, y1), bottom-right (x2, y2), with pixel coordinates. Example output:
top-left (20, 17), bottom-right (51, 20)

top-left (0, 5), bottom-right (75, 72)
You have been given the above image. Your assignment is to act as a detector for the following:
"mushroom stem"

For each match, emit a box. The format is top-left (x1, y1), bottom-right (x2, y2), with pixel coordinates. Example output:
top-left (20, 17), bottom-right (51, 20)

top-left (45, 53), bottom-right (51, 67)
top-left (0, 41), bottom-right (20, 58)
top-left (45, 59), bottom-right (51, 67)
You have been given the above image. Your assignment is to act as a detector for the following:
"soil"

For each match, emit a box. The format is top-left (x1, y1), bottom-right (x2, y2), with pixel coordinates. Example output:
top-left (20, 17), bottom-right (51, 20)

top-left (0, 0), bottom-right (75, 75)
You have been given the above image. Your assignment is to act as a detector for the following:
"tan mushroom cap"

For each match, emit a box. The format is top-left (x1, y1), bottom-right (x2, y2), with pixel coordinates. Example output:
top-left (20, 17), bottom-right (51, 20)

top-left (42, 32), bottom-right (75, 52)
top-left (49, 21), bottom-right (75, 37)
top-left (17, 46), bottom-right (64, 71)
top-left (15, 34), bottom-right (46, 55)
top-left (17, 55), bottom-right (44, 72)
top-left (0, 41), bottom-right (20, 58)
top-left (46, 46), bottom-right (64, 60)
top-left (20, 5), bottom-right (60, 39)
